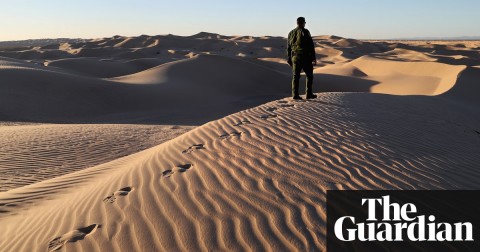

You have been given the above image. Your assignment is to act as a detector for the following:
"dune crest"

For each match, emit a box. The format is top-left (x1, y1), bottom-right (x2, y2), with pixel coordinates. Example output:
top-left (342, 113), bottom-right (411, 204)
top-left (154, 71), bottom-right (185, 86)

top-left (1, 93), bottom-right (479, 251)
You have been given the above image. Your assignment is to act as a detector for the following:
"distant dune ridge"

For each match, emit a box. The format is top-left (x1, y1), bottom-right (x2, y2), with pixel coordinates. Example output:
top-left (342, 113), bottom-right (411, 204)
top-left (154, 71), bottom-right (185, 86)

top-left (0, 32), bottom-right (479, 251)
top-left (0, 38), bottom-right (86, 49)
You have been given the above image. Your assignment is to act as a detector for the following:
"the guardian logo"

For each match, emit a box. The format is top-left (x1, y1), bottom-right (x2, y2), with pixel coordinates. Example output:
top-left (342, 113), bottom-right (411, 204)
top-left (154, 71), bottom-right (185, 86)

top-left (334, 195), bottom-right (474, 242)
top-left (327, 191), bottom-right (480, 251)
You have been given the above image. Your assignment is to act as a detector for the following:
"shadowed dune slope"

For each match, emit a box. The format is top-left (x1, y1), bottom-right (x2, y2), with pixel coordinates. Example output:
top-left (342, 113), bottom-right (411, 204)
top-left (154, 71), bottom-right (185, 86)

top-left (0, 54), bottom-right (289, 124)
top-left (45, 58), bottom-right (166, 78)
top-left (0, 93), bottom-right (479, 251)
top-left (441, 66), bottom-right (480, 105)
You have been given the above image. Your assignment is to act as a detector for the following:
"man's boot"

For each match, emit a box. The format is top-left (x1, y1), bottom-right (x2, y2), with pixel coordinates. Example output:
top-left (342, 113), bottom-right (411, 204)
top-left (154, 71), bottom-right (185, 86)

top-left (305, 70), bottom-right (316, 99)
top-left (292, 78), bottom-right (302, 100)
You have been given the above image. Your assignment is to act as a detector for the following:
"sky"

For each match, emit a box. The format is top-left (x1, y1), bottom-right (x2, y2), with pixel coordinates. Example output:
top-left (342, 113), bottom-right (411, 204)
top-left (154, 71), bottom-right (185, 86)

top-left (1, 0), bottom-right (479, 41)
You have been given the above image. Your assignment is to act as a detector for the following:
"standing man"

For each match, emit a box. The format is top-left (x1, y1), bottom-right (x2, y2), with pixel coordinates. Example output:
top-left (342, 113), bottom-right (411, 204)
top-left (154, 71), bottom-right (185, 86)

top-left (287, 17), bottom-right (317, 100)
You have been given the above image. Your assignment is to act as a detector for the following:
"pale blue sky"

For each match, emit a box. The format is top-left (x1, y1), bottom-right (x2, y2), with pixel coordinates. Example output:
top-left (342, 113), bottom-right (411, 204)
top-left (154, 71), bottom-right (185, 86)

top-left (1, 0), bottom-right (478, 41)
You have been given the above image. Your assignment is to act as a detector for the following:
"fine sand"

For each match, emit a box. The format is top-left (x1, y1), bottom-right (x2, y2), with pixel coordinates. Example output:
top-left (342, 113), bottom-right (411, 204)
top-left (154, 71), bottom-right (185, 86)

top-left (0, 33), bottom-right (479, 251)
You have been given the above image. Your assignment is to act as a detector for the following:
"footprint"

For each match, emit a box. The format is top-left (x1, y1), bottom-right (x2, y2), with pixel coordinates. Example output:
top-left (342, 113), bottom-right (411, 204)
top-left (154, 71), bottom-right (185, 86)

top-left (182, 144), bottom-right (205, 154)
top-left (175, 163), bottom-right (193, 172)
top-left (266, 107), bottom-right (278, 112)
top-left (233, 119), bottom-right (252, 126)
top-left (220, 131), bottom-right (243, 139)
top-left (162, 170), bottom-right (174, 178)
top-left (103, 186), bottom-right (132, 203)
top-left (276, 100), bottom-right (288, 104)
top-left (162, 164), bottom-right (194, 178)
top-left (47, 224), bottom-right (100, 252)
top-left (259, 114), bottom-right (278, 120)
top-left (279, 104), bottom-right (295, 108)
top-left (230, 132), bottom-right (242, 137)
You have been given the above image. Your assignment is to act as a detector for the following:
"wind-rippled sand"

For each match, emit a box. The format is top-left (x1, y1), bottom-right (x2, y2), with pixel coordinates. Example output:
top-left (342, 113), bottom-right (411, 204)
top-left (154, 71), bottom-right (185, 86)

top-left (1, 93), bottom-right (479, 251)
top-left (0, 124), bottom-right (192, 191)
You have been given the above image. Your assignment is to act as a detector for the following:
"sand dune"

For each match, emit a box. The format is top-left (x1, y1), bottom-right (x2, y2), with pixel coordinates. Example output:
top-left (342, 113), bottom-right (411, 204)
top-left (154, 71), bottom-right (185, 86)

top-left (0, 54), bottom-right (290, 124)
top-left (333, 38), bottom-right (362, 47)
top-left (0, 64), bottom-right (126, 121)
top-left (0, 124), bottom-right (192, 191)
top-left (45, 57), bottom-right (165, 78)
top-left (349, 56), bottom-right (466, 95)
top-left (0, 33), bottom-right (479, 251)
top-left (1, 93), bottom-right (479, 251)
top-left (314, 56), bottom-right (466, 95)
top-left (371, 48), bottom-right (438, 62)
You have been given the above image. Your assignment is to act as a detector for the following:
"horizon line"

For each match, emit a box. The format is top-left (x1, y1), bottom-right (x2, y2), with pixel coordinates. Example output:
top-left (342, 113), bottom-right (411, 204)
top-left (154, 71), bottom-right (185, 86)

top-left (1, 32), bottom-right (480, 43)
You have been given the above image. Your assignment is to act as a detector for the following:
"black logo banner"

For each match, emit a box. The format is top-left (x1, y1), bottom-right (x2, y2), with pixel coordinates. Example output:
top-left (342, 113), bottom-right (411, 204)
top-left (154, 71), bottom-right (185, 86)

top-left (327, 190), bottom-right (480, 252)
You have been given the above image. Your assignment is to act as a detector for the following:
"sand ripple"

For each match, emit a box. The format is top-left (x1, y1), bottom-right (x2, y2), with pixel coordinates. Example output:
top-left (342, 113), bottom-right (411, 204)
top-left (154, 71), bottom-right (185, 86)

top-left (1, 93), bottom-right (479, 251)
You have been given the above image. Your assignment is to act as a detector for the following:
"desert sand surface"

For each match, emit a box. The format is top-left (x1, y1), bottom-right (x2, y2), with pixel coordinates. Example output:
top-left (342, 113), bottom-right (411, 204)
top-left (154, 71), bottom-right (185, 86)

top-left (0, 124), bottom-right (193, 192)
top-left (0, 33), bottom-right (479, 251)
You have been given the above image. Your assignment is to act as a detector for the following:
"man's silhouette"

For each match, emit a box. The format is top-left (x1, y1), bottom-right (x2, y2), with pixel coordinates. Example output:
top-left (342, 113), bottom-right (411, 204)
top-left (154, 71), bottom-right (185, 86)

top-left (287, 17), bottom-right (317, 100)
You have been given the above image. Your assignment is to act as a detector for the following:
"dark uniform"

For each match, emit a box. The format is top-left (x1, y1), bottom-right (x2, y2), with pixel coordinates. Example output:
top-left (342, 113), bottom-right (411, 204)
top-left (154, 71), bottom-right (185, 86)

top-left (287, 27), bottom-right (316, 98)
